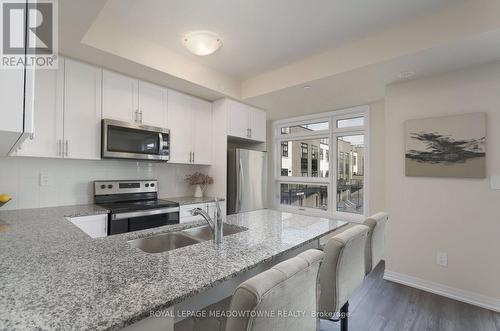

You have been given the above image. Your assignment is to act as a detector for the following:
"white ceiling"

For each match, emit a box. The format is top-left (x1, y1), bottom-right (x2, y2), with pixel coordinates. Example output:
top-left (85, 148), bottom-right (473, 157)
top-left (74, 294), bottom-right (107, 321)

top-left (245, 30), bottom-right (500, 119)
top-left (97, 0), bottom-right (461, 79)
top-left (60, 0), bottom-right (500, 119)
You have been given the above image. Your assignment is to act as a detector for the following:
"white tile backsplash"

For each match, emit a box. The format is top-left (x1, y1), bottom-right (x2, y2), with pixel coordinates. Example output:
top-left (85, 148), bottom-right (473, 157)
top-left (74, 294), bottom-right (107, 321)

top-left (0, 156), bottom-right (206, 210)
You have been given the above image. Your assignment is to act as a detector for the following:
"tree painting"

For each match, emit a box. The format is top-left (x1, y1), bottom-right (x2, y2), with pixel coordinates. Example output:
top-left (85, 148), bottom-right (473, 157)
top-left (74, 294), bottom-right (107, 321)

top-left (406, 132), bottom-right (485, 164)
top-left (404, 113), bottom-right (486, 178)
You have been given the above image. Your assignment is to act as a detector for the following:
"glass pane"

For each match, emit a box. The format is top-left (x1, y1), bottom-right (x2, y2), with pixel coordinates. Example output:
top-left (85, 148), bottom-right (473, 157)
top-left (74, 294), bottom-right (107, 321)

top-left (280, 138), bottom-right (329, 177)
top-left (337, 135), bottom-right (364, 214)
top-left (337, 117), bottom-right (364, 128)
top-left (280, 183), bottom-right (328, 210)
top-left (281, 121), bottom-right (329, 134)
top-left (107, 125), bottom-right (159, 154)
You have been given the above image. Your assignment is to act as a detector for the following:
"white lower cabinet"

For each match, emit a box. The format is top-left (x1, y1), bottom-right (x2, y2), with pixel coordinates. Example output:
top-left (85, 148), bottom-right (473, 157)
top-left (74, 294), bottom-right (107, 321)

top-left (68, 214), bottom-right (108, 238)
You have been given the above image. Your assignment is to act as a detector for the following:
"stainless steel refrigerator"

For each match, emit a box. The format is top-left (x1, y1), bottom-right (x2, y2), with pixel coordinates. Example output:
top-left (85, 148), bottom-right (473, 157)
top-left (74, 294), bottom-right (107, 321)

top-left (227, 148), bottom-right (267, 215)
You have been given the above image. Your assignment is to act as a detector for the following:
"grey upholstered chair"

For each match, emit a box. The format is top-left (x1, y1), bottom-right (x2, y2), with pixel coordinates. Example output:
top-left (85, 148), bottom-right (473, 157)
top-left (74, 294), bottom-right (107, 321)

top-left (362, 212), bottom-right (388, 274)
top-left (318, 225), bottom-right (369, 331)
top-left (319, 212), bottom-right (389, 275)
top-left (175, 249), bottom-right (324, 331)
top-left (225, 249), bottom-right (324, 331)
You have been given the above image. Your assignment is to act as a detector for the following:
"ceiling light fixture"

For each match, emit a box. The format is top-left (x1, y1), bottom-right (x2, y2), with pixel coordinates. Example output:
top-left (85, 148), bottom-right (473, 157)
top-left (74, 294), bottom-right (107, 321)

top-left (183, 31), bottom-right (223, 56)
top-left (303, 85), bottom-right (311, 89)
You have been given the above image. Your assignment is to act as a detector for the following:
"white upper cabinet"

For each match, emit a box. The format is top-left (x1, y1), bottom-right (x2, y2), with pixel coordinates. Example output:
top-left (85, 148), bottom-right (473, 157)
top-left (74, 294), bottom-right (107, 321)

top-left (17, 58), bottom-right (102, 160)
top-left (192, 97), bottom-right (212, 165)
top-left (167, 90), bottom-right (194, 164)
top-left (63, 59), bottom-right (102, 160)
top-left (102, 70), bottom-right (138, 123)
top-left (138, 81), bottom-right (167, 127)
top-left (16, 63), bottom-right (65, 157)
top-left (250, 107), bottom-right (267, 142)
top-left (0, 70), bottom-right (24, 134)
top-left (227, 100), bottom-right (250, 139)
top-left (102, 70), bottom-right (166, 127)
top-left (167, 90), bottom-right (212, 165)
top-left (226, 100), bottom-right (266, 142)
top-left (16, 62), bottom-right (64, 158)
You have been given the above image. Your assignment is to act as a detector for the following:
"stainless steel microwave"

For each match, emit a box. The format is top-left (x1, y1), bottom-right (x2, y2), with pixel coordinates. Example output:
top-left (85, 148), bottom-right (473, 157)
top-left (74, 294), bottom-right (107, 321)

top-left (102, 119), bottom-right (170, 161)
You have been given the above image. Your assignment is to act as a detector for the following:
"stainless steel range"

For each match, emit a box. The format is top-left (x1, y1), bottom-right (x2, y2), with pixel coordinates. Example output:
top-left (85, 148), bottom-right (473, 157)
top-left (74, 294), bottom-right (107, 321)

top-left (94, 180), bottom-right (179, 235)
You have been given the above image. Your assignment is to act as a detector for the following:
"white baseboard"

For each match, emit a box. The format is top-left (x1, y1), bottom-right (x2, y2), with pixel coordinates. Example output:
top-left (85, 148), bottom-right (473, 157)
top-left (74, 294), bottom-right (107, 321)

top-left (383, 270), bottom-right (500, 313)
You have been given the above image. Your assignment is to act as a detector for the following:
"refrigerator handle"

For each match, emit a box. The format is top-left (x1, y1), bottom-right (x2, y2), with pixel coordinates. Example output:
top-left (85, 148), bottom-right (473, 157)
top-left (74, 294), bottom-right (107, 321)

top-left (237, 158), bottom-right (244, 212)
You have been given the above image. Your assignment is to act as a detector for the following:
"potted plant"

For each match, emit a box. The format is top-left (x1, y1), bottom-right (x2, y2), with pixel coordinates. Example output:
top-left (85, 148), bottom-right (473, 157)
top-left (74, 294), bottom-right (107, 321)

top-left (185, 173), bottom-right (214, 198)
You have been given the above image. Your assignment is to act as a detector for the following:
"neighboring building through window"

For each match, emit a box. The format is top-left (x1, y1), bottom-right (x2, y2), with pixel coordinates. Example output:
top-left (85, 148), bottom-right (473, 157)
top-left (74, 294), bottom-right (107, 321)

top-left (274, 106), bottom-right (368, 215)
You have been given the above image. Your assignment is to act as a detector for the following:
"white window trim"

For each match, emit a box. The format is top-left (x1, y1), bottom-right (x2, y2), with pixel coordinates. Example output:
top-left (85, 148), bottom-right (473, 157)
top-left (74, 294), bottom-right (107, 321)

top-left (272, 105), bottom-right (370, 221)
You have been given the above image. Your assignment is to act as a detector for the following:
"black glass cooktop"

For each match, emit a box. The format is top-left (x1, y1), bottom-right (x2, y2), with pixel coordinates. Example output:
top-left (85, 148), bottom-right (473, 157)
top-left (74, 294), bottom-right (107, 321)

top-left (98, 199), bottom-right (178, 214)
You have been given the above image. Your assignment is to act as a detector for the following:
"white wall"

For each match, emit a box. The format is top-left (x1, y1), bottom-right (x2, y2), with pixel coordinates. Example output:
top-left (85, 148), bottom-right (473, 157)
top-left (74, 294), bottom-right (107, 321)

top-left (385, 62), bottom-right (500, 301)
top-left (0, 156), bottom-right (205, 210)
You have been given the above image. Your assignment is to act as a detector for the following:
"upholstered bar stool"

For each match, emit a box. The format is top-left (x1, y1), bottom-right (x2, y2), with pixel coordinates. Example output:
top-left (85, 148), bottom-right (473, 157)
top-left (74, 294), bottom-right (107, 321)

top-left (175, 249), bottom-right (324, 331)
top-left (362, 212), bottom-right (388, 274)
top-left (318, 225), bottom-right (369, 331)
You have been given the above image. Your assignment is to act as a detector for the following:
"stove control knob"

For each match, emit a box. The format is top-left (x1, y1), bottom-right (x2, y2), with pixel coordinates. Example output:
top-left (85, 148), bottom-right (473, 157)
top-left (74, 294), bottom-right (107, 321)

top-left (108, 184), bottom-right (113, 189)
top-left (150, 183), bottom-right (155, 187)
top-left (145, 183), bottom-right (149, 187)
top-left (100, 185), bottom-right (106, 189)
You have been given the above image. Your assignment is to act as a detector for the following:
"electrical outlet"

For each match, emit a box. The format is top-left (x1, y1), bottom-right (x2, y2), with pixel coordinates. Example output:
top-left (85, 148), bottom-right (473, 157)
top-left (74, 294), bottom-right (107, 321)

top-left (39, 172), bottom-right (50, 187)
top-left (436, 251), bottom-right (448, 267)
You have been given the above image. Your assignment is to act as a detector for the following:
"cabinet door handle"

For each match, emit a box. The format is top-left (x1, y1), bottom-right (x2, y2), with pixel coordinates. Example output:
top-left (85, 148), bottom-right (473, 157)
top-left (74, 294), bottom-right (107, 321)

top-left (193, 152), bottom-right (195, 163)
top-left (134, 110), bottom-right (138, 123)
top-left (139, 111), bottom-right (143, 123)
top-left (249, 128), bottom-right (252, 137)
top-left (189, 152), bottom-right (192, 163)
top-left (65, 140), bottom-right (69, 157)
top-left (58, 140), bottom-right (61, 156)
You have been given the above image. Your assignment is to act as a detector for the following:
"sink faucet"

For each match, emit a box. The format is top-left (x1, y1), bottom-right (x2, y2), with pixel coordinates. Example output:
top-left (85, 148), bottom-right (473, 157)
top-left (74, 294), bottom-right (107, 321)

top-left (190, 199), bottom-right (223, 244)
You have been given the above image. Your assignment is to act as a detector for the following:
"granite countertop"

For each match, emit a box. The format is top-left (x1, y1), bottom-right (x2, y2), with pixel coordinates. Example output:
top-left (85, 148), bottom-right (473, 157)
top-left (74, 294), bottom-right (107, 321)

top-left (163, 196), bottom-right (225, 206)
top-left (0, 205), bottom-right (348, 331)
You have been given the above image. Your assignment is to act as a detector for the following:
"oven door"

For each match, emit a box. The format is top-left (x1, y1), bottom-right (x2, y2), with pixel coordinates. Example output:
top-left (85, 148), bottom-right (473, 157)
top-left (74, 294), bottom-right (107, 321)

top-left (108, 208), bottom-right (180, 235)
top-left (102, 119), bottom-right (170, 161)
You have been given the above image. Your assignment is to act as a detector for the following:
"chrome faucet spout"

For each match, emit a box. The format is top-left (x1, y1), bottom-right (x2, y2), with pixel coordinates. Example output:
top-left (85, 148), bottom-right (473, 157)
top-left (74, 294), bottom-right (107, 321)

top-left (190, 201), bottom-right (223, 244)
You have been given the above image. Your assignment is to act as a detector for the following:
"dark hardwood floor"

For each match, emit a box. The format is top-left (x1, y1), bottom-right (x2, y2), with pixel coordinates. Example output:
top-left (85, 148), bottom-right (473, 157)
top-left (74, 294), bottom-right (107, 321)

top-left (320, 262), bottom-right (500, 331)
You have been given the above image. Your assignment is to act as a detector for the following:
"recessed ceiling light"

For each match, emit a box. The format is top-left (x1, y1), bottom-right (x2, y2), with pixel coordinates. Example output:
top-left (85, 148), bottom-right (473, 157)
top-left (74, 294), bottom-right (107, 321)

top-left (183, 31), bottom-right (223, 56)
top-left (397, 70), bottom-right (416, 80)
top-left (303, 85), bottom-right (311, 89)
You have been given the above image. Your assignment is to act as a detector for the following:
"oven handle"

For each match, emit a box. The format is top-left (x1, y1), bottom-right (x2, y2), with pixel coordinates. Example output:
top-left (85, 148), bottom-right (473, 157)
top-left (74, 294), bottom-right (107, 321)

top-left (111, 207), bottom-right (179, 220)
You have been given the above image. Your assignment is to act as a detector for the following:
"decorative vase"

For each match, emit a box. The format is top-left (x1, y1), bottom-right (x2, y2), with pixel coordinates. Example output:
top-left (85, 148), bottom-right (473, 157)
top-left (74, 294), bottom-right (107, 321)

top-left (193, 184), bottom-right (204, 198)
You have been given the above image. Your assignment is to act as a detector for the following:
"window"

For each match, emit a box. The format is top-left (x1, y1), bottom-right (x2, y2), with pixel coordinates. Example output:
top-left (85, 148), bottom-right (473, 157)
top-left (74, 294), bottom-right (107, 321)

top-left (281, 142), bottom-right (288, 157)
top-left (311, 145), bottom-right (318, 177)
top-left (337, 117), bottom-right (364, 128)
top-left (274, 106), bottom-right (368, 217)
top-left (281, 121), bottom-right (329, 135)
top-left (337, 135), bottom-right (364, 214)
top-left (280, 139), bottom-right (328, 178)
top-left (300, 143), bottom-right (308, 176)
top-left (280, 184), bottom-right (328, 210)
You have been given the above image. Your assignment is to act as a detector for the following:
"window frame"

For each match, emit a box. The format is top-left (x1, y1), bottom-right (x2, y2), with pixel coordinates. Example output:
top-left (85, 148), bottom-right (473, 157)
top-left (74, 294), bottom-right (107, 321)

top-left (272, 105), bottom-right (370, 220)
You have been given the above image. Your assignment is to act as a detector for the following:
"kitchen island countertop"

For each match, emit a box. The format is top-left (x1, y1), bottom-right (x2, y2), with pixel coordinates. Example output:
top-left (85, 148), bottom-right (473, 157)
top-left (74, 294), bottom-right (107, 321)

top-left (0, 205), bottom-right (348, 330)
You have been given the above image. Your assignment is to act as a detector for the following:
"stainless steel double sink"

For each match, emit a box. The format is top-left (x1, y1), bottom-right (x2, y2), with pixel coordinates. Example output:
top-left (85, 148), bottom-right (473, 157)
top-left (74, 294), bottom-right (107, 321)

top-left (128, 223), bottom-right (247, 253)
